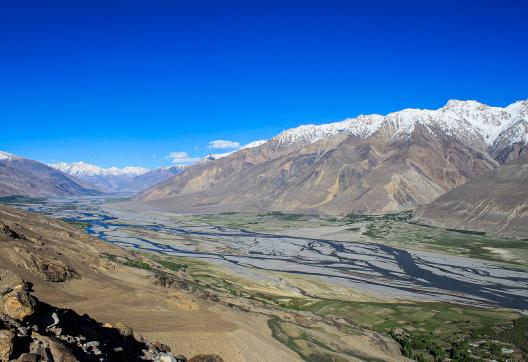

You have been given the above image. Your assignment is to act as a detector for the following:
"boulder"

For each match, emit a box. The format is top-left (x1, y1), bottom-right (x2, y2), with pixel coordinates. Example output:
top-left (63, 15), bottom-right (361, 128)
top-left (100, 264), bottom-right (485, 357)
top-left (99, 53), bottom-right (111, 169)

top-left (114, 321), bottom-right (133, 337)
top-left (2, 285), bottom-right (35, 320)
top-left (0, 330), bottom-right (14, 362)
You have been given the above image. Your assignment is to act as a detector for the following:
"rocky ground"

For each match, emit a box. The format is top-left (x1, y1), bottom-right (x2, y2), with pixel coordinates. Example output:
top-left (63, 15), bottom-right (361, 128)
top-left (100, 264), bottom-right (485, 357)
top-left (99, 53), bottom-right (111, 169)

top-left (0, 269), bottom-right (196, 361)
top-left (0, 204), bottom-right (228, 361)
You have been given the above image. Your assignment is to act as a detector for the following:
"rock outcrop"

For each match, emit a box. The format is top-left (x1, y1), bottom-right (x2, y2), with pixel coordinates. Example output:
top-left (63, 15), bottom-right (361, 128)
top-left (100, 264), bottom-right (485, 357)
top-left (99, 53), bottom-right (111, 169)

top-left (0, 268), bottom-right (189, 361)
top-left (12, 248), bottom-right (80, 283)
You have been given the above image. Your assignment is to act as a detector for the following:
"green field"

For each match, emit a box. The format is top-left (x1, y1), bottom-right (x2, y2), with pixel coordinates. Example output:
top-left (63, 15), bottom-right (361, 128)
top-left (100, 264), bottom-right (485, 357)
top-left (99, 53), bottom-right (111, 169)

top-left (168, 211), bottom-right (343, 232)
top-left (106, 251), bottom-right (527, 361)
top-left (0, 195), bottom-right (47, 204)
top-left (350, 212), bottom-right (528, 266)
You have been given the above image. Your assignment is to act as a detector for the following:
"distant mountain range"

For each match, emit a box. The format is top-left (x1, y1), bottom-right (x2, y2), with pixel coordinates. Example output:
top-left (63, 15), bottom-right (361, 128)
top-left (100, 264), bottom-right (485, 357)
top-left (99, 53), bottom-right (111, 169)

top-left (138, 100), bottom-right (528, 217)
top-left (49, 161), bottom-right (184, 193)
top-left (0, 152), bottom-right (100, 197)
top-left (0, 152), bottom-right (184, 197)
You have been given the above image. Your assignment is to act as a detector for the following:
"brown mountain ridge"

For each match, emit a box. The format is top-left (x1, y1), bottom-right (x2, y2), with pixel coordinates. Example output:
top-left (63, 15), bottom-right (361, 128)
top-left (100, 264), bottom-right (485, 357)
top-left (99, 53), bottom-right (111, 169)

top-left (137, 100), bottom-right (527, 216)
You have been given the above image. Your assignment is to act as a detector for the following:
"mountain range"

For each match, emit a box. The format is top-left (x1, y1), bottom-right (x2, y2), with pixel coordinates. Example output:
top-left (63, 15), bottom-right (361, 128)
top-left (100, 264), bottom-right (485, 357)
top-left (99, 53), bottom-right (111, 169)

top-left (2, 99), bottom-right (527, 237)
top-left (0, 151), bottom-right (100, 197)
top-left (50, 161), bottom-right (184, 193)
top-left (138, 100), bottom-right (528, 216)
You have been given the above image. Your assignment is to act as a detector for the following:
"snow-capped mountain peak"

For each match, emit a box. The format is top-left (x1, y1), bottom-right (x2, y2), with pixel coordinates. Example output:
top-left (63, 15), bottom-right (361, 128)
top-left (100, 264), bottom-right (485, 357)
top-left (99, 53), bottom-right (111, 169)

top-left (269, 114), bottom-right (386, 147)
top-left (268, 100), bottom-right (528, 149)
top-left (50, 161), bottom-right (149, 177)
top-left (48, 162), bottom-right (183, 193)
top-left (505, 99), bottom-right (528, 114)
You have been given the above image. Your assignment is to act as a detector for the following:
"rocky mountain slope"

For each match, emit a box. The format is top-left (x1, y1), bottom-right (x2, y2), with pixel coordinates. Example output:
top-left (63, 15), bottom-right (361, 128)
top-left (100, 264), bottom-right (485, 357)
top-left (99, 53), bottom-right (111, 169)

top-left (0, 268), bottom-right (187, 361)
top-left (0, 204), bottom-right (299, 361)
top-left (138, 100), bottom-right (527, 215)
top-left (0, 152), bottom-right (100, 198)
top-left (123, 166), bottom-right (184, 193)
top-left (50, 162), bottom-right (183, 193)
top-left (0, 204), bottom-right (191, 361)
top-left (415, 149), bottom-right (528, 238)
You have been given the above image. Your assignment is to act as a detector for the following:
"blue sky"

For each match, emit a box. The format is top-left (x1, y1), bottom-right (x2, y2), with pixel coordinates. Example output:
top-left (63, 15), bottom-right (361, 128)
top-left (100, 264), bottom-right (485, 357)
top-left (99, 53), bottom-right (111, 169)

top-left (1, 0), bottom-right (527, 168)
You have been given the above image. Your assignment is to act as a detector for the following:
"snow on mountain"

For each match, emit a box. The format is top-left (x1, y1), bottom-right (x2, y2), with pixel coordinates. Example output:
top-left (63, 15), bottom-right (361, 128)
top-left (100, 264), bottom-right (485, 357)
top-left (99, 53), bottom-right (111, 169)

top-left (191, 100), bottom-right (527, 164)
top-left (269, 100), bottom-right (528, 149)
top-left (431, 100), bottom-right (519, 146)
top-left (48, 161), bottom-right (183, 193)
top-left (494, 100), bottom-right (528, 147)
top-left (50, 161), bottom-right (149, 177)
top-left (1, 152), bottom-right (101, 197)
top-left (0, 151), bottom-right (23, 161)
top-left (270, 115), bottom-right (385, 147)
top-left (140, 100), bottom-right (527, 215)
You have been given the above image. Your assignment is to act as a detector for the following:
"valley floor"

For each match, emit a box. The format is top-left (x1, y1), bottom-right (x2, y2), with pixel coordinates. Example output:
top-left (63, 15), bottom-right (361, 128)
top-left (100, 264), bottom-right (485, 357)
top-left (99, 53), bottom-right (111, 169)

top-left (3, 195), bottom-right (528, 361)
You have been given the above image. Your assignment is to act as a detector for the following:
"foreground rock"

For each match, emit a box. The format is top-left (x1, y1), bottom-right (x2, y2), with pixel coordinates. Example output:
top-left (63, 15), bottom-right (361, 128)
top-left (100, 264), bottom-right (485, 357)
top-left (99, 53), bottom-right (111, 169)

top-left (0, 329), bottom-right (13, 362)
top-left (0, 269), bottom-right (189, 361)
top-left (2, 285), bottom-right (35, 321)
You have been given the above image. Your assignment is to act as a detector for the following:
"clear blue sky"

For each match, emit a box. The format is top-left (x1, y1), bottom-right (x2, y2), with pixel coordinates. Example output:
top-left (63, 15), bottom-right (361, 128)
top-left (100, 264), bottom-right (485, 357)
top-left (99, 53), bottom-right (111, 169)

top-left (1, 0), bottom-right (527, 168)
